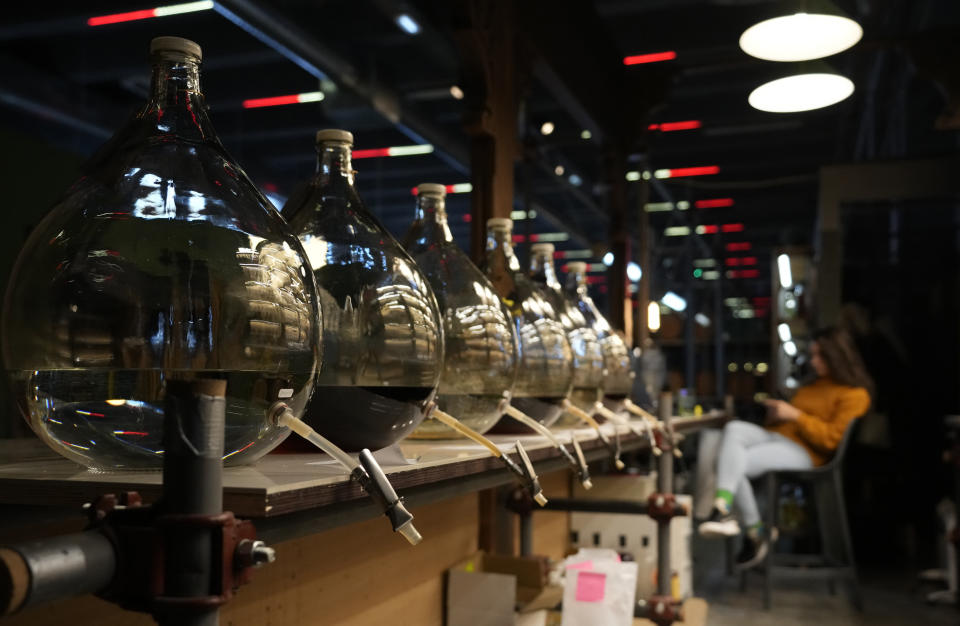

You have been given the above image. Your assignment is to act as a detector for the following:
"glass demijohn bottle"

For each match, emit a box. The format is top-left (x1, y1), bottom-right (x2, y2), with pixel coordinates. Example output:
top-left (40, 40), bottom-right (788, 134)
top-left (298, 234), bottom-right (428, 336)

top-left (481, 219), bottom-right (573, 431)
top-left (281, 131), bottom-right (443, 451)
top-left (564, 261), bottom-right (634, 409)
top-left (529, 244), bottom-right (605, 424)
top-left (402, 184), bottom-right (517, 438)
top-left (1, 37), bottom-right (320, 469)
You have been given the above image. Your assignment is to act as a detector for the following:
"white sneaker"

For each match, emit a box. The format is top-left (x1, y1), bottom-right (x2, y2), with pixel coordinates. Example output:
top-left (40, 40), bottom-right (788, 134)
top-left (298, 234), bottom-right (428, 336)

top-left (698, 507), bottom-right (740, 538)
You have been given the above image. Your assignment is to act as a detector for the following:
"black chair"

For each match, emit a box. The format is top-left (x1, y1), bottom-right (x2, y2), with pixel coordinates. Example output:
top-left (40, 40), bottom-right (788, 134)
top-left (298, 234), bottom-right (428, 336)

top-left (741, 419), bottom-right (863, 611)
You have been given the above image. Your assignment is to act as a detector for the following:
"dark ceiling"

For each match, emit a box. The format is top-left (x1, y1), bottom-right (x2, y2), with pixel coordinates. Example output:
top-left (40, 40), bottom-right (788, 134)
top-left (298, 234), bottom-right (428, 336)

top-left (1, 0), bottom-right (958, 320)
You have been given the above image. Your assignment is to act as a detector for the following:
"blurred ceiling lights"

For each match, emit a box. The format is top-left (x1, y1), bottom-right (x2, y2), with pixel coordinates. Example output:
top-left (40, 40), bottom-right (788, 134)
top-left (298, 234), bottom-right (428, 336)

top-left (647, 302), bottom-right (661, 332)
top-left (395, 14), bottom-right (421, 35)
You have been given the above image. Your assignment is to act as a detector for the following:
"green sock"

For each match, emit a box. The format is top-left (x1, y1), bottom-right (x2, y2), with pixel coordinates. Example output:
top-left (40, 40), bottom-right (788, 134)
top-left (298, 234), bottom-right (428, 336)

top-left (747, 521), bottom-right (764, 540)
top-left (715, 489), bottom-right (733, 510)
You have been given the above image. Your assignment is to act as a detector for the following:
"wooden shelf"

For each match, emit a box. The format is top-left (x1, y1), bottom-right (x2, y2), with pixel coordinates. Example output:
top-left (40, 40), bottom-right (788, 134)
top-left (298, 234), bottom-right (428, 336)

top-left (0, 413), bottom-right (728, 544)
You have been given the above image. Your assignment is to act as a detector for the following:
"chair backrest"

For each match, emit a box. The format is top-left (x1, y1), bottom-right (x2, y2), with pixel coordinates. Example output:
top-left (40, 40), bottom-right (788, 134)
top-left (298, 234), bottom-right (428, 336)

top-left (822, 417), bottom-right (860, 471)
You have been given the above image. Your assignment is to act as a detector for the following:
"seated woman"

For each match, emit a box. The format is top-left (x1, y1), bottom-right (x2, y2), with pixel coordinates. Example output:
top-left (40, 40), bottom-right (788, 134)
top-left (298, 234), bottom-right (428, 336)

top-left (698, 327), bottom-right (872, 569)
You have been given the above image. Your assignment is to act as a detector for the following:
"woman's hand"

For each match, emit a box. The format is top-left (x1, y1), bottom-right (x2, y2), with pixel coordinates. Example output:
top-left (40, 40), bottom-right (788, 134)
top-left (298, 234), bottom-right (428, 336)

top-left (763, 399), bottom-right (802, 423)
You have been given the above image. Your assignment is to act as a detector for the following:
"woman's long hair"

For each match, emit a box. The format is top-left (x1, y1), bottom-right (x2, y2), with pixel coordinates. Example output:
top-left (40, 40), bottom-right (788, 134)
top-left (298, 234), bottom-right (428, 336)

top-left (813, 326), bottom-right (875, 398)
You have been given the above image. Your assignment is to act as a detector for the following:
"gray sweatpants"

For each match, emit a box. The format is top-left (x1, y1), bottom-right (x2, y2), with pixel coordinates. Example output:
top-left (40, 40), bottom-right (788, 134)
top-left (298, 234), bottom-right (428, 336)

top-left (714, 420), bottom-right (813, 526)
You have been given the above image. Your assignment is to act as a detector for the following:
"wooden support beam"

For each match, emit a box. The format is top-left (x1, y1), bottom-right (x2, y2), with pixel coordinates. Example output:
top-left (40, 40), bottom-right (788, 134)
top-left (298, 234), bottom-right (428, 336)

top-left (606, 147), bottom-right (630, 333)
top-left (454, 0), bottom-right (521, 263)
top-left (637, 180), bottom-right (651, 348)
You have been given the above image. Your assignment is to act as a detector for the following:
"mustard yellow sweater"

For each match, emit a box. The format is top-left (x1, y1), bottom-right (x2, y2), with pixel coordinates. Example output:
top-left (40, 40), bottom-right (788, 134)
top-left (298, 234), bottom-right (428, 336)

top-left (767, 378), bottom-right (870, 466)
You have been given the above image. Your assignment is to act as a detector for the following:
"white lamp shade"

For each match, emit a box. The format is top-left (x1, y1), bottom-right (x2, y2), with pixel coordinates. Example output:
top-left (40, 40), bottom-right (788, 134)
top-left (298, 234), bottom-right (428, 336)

top-left (749, 72), bottom-right (854, 113)
top-left (740, 13), bottom-right (863, 62)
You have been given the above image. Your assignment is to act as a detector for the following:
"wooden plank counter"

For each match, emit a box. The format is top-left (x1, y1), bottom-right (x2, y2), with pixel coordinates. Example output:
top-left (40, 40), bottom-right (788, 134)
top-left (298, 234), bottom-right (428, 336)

top-left (0, 412), bottom-right (729, 542)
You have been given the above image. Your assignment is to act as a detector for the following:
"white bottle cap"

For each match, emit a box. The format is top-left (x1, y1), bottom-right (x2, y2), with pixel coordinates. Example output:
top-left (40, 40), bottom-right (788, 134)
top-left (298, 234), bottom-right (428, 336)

top-left (486, 217), bottom-right (513, 230)
top-left (566, 261), bottom-right (588, 274)
top-left (530, 243), bottom-right (555, 256)
top-left (416, 183), bottom-right (446, 197)
top-left (150, 37), bottom-right (202, 62)
top-left (315, 129), bottom-right (354, 145)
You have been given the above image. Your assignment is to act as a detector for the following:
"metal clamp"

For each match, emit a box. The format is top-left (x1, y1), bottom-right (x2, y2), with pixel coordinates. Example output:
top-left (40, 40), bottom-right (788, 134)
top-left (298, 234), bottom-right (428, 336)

top-left (85, 492), bottom-right (261, 614)
top-left (645, 493), bottom-right (685, 524)
top-left (641, 595), bottom-right (683, 625)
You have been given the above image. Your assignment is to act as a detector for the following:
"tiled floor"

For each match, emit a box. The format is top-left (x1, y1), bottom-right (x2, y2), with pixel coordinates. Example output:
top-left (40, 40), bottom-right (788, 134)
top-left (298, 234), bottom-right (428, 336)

top-left (693, 536), bottom-right (959, 625)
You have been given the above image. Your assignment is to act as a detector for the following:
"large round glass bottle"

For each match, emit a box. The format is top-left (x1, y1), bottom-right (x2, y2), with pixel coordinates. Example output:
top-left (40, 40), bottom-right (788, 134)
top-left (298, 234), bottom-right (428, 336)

top-left (481, 219), bottom-right (573, 432)
top-left (563, 261), bottom-right (634, 410)
top-left (0, 37), bottom-right (319, 470)
top-left (529, 244), bottom-right (605, 425)
top-left (402, 185), bottom-right (517, 438)
top-left (281, 131), bottom-right (443, 451)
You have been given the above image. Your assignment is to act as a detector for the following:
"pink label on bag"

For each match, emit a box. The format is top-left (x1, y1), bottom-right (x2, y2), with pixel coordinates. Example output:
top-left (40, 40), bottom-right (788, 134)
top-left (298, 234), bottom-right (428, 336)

top-left (566, 561), bottom-right (593, 571)
top-left (575, 571), bottom-right (606, 602)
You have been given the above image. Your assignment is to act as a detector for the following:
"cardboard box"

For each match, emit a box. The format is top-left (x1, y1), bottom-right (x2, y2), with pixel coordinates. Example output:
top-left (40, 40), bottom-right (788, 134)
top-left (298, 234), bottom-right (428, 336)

top-left (447, 552), bottom-right (564, 626)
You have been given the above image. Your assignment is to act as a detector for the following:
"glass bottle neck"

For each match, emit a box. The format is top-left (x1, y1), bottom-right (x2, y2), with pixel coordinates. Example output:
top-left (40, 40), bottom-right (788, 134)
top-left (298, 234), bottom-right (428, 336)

top-left (412, 194), bottom-right (452, 243)
top-left (486, 228), bottom-right (521, 272)
top-left (144, 57), bottom-right (213, 140)
top-left (316, 143), bottom-right (355, 185)
top-left (566, 270), bottom-right (588, 293)
top-left (530, 252), bottom-right (560, 288)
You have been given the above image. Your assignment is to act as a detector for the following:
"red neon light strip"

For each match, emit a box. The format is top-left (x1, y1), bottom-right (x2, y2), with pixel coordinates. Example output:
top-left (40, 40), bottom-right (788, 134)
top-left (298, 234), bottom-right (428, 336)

top-left (242, 94), bottom-right (302, 108)
top-left (726, 258), bottom-right (740, 266)
top-left (726, 242), bottom-right (751, 252)
top-left (721, 223), bottom-right (744, 233)
top-left (741, 256), bottom-right (758, 265)
top-left (88, 8), bottom-right (158, 26)
top-left (667, 166), bottom-right (720, 178)
top-left (700, 225), bottom-right (719, 234)
top-left (512, 235), bottom-right (526, 243)
top-left (352, 147), bottom-right (392, 159)
top-left (411, 184), bottom-right (470, 196)
top-left (695, 198), bottom-right (734, 209)
top-left (462, 214), bottom-right (472, 223)
top-left (624, 51), bottom-right (677, 65)
top-left (649, 120), bottom-right (702, 132)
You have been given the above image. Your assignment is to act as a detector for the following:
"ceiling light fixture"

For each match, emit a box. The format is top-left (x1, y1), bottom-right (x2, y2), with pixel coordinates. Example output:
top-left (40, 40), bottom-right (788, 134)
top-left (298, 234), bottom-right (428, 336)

top-left (540, 121), bottom-right (555, 136)
top-left (653, 165), bottom-right (720, 179)
top-left (449, 85), bottom-right (464, 100)
top-left (647, 302), bottom-right (661, 332)
top-left (624, 51), bottom-right (677, 65)
top-left (740, 6), bottom-right (862, 62)
top-left (88, 0), bottom-right (213, 26)
top-left (662, 292), bottom-right (687, 312)
top-left (749, 71), bottom-right (854, 113)
top-left (353, 144), bottom-right (433, 159)
top-left (778, 253), bottom-right (794, 288)
top-left (242, 91), bottom-right (324, 108)
top-left (695, 198), bottom-right (734, 209)
top-left (411, 183), bottom-right (471, 196)
top-left (648, 120), bottom-right (702, 132)
top-left (395, 14), bottom-right (421, 35)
